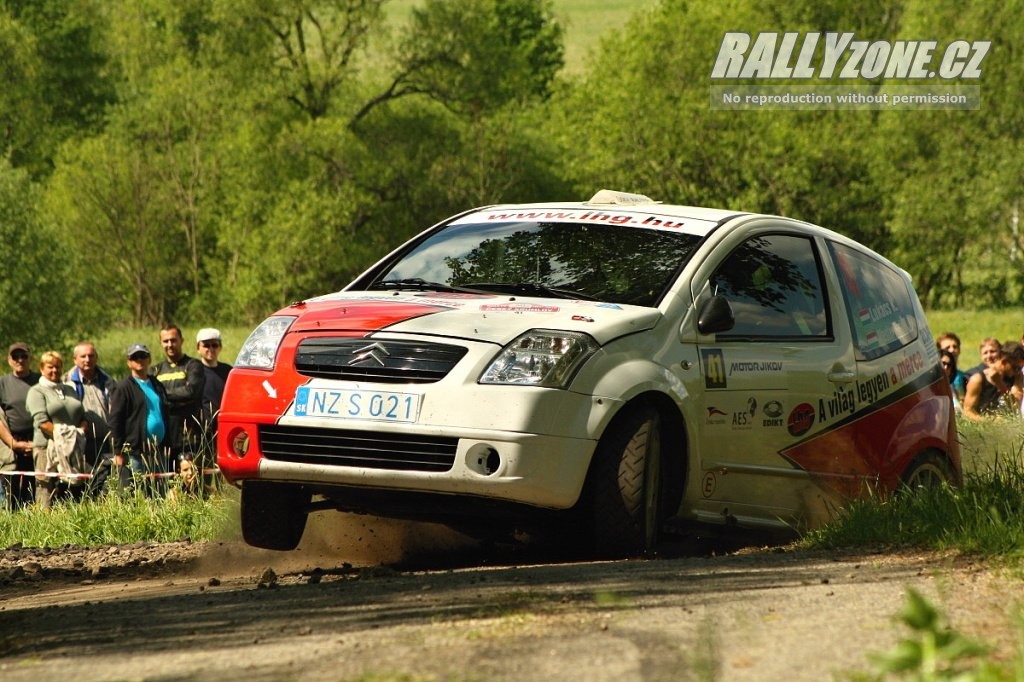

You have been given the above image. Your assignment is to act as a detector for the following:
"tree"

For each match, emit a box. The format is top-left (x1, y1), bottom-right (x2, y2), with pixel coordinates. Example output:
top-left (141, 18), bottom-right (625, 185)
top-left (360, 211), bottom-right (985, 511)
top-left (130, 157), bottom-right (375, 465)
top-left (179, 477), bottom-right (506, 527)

top-left (0, 161), bottom-right (78, 347)
top-left (353, 0), bottom-right (564, 125)
top-left (0, 11), bottom-right (47, 172)
top-left (44, 131), bottom-right (183, 327)
top-left (547, 0), bottom-right (889, 250)
top-left (207, 0), bottom-right (386, 121)
top-left (875, 0), bottom-right (1024, 307)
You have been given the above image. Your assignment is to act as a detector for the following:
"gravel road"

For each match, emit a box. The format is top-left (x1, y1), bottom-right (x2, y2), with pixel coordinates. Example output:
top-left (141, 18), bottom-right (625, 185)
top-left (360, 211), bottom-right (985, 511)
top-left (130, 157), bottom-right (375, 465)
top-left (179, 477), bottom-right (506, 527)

top-left (0, 514), bottom-right (1015, 681)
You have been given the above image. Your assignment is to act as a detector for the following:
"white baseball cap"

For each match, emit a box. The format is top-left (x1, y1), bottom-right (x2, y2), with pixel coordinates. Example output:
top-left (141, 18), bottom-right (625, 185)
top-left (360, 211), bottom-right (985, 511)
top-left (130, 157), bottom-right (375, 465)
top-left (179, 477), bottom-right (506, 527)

top-left (196, 328), bottom-right (222, 343)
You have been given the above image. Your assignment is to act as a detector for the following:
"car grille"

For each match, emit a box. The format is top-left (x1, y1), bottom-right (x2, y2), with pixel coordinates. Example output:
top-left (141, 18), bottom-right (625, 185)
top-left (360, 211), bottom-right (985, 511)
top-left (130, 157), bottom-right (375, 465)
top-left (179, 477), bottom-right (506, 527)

top-left (259, 425), bottom-right (458, 472)
top-left (294, 338), bottom-right (467, 383)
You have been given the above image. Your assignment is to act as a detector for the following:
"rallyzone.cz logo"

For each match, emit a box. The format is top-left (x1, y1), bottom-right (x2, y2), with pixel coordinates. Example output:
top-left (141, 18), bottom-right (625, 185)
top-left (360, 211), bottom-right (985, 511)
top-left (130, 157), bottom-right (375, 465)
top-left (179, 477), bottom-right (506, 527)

top-left (711, 32), bottom-right (991, 80)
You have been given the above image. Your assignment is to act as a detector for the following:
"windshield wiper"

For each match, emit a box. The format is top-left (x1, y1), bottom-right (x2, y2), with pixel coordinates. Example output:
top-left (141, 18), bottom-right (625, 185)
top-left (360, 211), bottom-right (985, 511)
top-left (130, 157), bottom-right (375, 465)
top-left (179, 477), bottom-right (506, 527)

top-left (374, 278), bottom-right (485, 294)
top-left (466, 282), bottom-right (600, 301)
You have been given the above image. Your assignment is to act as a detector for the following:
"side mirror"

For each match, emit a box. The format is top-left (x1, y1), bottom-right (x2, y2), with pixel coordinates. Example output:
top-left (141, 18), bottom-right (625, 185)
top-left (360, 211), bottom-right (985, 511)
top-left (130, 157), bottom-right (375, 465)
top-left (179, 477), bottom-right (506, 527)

top-left (697, 295), bottom-right (735, 335)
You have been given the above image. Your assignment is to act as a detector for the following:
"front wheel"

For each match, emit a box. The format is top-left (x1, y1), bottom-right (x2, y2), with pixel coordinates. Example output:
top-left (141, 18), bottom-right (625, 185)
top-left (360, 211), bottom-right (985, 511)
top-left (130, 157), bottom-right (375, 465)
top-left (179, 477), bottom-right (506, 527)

top-left (589, 406), bottom-right (663, 557)
top-left (240, 481), bottom-right (311, 551)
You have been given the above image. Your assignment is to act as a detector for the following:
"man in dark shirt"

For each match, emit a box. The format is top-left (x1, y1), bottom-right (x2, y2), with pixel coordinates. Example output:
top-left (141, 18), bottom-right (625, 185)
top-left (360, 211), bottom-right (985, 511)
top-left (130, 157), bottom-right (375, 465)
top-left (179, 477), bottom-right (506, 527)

top-left (195, 328), bottom-right (231, 491)
top-left (195, 328), bottom-right (232, 442)
top-left (0, 343), bottom-right (41, 507)
top-left (151, 325), bottom-right (205, 477)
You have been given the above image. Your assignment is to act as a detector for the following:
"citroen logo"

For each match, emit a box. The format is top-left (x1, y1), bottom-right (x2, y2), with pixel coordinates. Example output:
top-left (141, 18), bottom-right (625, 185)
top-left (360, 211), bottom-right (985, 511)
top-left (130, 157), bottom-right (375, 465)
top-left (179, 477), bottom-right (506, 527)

top-left (348, 342), bottom-right (391, 367)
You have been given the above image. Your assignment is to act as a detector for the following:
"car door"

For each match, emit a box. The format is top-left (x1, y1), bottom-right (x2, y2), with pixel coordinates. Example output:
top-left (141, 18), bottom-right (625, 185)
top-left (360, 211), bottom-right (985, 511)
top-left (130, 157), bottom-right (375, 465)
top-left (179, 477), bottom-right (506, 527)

top-left (685, 225), bottom-right (857, 528)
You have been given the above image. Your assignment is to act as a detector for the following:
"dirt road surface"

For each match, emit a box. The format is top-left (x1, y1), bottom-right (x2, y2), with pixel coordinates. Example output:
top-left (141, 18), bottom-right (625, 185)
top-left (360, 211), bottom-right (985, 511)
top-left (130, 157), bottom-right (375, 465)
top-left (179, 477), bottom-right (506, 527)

top-left (0, 514), bottom-right (1014, 681)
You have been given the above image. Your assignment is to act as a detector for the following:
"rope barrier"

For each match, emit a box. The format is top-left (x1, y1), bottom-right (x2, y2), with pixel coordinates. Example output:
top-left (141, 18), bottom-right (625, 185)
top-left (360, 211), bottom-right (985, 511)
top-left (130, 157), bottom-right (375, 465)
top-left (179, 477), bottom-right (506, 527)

top-left (0, 467), bottom-right (221, 480)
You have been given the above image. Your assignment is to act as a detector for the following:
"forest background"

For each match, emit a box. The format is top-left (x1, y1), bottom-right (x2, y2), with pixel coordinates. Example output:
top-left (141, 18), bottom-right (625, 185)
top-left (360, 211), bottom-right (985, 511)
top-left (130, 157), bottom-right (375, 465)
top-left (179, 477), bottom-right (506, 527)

top-left (1, 0), bottom-right (1020, 356)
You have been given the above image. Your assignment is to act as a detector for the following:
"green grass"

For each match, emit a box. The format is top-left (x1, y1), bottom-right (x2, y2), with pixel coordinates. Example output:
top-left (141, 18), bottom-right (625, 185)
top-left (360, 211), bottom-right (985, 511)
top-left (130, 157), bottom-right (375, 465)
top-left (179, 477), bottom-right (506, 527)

top-left (802, 418), bottom-right (1024, 560)
top-left (0, 486), bottom-right (238, 547)
top-left (925, 308), bottom-right (1024, 365)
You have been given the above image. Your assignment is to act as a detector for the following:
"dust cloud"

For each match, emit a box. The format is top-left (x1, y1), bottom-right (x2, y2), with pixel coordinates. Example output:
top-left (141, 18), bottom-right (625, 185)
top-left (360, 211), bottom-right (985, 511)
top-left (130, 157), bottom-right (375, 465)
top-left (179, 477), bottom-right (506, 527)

top-left (195, 510), bottom-right (481, 578)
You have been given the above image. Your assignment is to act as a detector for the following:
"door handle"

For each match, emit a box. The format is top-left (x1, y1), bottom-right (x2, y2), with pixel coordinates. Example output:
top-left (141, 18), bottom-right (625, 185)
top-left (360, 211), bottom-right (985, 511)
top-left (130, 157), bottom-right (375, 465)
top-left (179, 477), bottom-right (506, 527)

top-left (827, 368), bottom-right (856, 383)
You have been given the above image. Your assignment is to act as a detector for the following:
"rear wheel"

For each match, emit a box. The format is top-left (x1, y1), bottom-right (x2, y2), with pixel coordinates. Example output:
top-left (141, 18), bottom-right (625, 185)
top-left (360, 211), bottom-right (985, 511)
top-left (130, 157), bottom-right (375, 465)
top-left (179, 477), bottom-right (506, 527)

top-left (900, 451), bottom-right (954, 490)
top-left (590, 406), bottom-right (663, 557)
top-left (240, 481), bottom-right (311, 551)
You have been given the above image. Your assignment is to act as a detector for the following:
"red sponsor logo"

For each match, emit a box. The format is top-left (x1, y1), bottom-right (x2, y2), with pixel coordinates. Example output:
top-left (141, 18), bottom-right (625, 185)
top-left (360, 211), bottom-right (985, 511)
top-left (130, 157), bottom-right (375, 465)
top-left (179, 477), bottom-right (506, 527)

top-left (787, 402), bottom-right (816, 436)
top-left (480, 303), bottom-right (560, 313)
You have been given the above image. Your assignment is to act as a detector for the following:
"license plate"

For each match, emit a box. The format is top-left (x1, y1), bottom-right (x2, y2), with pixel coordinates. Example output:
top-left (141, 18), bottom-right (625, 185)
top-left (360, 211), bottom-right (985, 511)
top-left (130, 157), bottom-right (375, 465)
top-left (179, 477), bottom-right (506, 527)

top-left (294, 387), bottom-right (421, 423)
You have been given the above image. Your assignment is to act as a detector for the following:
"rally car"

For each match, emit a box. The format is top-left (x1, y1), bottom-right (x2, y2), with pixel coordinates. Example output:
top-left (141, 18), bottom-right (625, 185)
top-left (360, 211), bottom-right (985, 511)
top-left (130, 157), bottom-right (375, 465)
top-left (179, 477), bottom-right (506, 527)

top-left (217, 190), bottom-right (959, 555)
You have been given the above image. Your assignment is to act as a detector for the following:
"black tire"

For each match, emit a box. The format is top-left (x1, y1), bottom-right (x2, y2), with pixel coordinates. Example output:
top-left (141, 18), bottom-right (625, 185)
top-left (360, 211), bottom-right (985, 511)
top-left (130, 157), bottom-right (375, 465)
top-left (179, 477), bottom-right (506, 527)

top-left (900, 451), bottom-right (955, 491)
top-left (240, 481), bottom-right (311, 551)
top-left (590, 406), bottom-right (663, 557)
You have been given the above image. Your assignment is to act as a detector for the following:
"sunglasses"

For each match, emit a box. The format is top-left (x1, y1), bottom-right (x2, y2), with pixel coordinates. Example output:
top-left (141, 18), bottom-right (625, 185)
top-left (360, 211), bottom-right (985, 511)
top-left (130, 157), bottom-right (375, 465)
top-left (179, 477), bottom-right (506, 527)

top-left (201, 341), bottom-right (221, 348)
top-left (129, 353), bottom-right (151, 361)
top-left (10, 352), bottom-right (28, 361)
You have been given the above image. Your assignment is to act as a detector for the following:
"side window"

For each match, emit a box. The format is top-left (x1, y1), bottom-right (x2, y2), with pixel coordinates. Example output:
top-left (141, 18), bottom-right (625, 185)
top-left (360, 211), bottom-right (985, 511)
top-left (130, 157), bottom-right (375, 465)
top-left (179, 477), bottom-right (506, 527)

top-left (710, 234), bottom-right (828, 339)
top-left (828, 241), bottom-right (918, 360)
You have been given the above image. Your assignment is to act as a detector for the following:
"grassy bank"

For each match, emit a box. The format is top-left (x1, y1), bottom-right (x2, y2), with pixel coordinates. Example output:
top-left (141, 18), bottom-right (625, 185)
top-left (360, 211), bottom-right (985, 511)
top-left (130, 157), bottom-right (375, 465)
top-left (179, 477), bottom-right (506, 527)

top-left (0, 487), bottom-right (238, 547)
top-left (802, 418), bottom-right (1024, 559)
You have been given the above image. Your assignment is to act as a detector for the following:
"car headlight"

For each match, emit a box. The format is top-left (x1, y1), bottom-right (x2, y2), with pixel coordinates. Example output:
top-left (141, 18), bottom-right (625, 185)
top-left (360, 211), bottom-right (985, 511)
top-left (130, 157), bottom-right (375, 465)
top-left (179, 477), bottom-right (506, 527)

top-left (234, 316), bottom-right (296, 369)
top-left (479, 329), bottom-right (599, 388)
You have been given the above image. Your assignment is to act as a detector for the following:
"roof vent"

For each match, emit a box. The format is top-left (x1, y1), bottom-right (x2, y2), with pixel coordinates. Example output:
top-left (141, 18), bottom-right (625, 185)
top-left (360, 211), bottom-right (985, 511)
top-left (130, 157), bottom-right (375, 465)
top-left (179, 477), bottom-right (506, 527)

top-left (586, 189), bottom-right (659, 205)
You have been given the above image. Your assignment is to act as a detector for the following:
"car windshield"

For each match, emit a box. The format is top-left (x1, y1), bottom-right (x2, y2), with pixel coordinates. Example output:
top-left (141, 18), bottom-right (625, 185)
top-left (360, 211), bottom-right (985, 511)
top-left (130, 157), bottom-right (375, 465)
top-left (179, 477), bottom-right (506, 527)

top-left (367, 221), bottom-right (703, 307)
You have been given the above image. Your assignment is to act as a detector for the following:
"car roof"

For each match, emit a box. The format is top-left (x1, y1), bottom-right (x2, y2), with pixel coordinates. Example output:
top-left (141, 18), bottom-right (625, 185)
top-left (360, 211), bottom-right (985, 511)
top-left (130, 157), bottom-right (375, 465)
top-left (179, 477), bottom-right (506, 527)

top-left (481, 189), bottom-right (747, 225)
top-left (470, 190), bottom-right (903, 273)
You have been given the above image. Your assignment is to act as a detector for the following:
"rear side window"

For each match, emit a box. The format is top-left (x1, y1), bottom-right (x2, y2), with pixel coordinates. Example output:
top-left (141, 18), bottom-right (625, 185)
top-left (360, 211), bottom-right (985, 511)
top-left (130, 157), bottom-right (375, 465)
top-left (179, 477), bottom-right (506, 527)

top-left (828, 241), bottom-right (919, 360)
top-left (710, 234), bottom-right (828, 339)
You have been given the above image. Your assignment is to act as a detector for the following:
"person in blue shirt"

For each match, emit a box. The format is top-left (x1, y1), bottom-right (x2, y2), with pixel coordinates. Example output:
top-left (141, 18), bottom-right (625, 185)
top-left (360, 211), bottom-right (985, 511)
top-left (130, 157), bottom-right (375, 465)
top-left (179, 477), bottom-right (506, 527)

top-left (108, 343), bottom-right (169, 495)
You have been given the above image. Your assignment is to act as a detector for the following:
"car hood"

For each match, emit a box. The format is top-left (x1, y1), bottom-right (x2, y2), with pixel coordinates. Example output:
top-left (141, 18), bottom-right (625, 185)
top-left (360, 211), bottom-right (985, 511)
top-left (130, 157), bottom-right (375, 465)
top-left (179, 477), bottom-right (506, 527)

top-left (288, 291), bottom-right (662, 345)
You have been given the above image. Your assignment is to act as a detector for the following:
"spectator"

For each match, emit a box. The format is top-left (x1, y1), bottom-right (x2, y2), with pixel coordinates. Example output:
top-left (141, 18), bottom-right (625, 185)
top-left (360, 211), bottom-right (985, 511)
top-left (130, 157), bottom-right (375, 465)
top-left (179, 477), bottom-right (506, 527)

top-left (152, 325), bottom-right (205, 477)
top-left (0, 342), bottom-right (41, 507)
top-left (195, 328), bottom-right (231, 491)
top-left (109, 344), bottom-right (169, 495)
top-left (0, 407), bottom-right (16, 509)
top-left (64, 342), bottom-right (122, 497)
top-left (936, 331), bottom-right (968, 400)
top-left (939, 349), bottom-right (963, 415)
top-left (962, 350), bottom-right (1014, 421)
top-left (963, 337), bottom-right (1001, 379)
top-left (936, 331), bottom-right (962, 360)
top-left (1004, 341), bottom-right (1024, 416)
top-left (26, 351), bottom-right (88, 507)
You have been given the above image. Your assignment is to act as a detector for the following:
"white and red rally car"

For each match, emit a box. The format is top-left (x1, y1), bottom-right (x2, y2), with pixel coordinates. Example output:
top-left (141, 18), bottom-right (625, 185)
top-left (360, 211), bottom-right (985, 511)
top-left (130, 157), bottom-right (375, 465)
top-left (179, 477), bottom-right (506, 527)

top-left (218, 190), bottom-right (959, 555)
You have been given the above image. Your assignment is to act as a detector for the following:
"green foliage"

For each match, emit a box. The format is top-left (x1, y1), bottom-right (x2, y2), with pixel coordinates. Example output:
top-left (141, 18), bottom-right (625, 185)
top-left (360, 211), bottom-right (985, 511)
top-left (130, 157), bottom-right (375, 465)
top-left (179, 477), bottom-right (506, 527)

top-left (396, 0), bottom-right (564, 117)
top-left (875, 0), bottom-right (1024, 308)
top-left (803, 424), bottom-right (1024, 559)
top-left (0, 0), bottom-right (1021, 337)
top-left (864, 589), bottom-right (995, 680)
top-left (0, 161), bottom-right (80, 349)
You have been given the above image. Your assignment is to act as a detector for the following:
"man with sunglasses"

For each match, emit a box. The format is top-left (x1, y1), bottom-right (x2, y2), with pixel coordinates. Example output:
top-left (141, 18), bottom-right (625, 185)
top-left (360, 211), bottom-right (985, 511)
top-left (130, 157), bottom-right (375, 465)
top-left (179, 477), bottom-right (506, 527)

top-left (0, 343), bottom-right (41, 507)
top-left (195, 328), bottom-right (231, 491)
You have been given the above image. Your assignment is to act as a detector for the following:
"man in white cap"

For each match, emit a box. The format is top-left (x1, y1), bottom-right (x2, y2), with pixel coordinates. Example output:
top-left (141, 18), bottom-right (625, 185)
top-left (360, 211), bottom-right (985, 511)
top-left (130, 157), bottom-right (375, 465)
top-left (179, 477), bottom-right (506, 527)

top-left (196, 328), bottom-right (231, 487)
